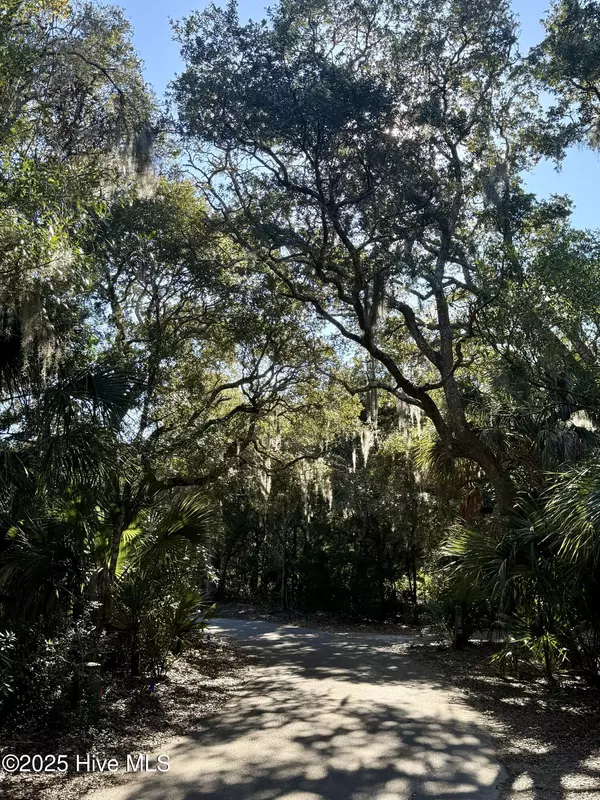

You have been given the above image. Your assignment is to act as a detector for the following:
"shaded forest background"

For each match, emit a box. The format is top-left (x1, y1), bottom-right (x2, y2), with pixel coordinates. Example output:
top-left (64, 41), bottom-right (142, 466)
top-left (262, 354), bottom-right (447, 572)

top-left (3, 0), bottom-right (600, 730)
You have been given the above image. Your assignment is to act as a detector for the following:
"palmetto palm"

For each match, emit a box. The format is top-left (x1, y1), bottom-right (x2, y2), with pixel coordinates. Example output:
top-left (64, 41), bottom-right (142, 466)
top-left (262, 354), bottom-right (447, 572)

top-left (110, 492), bottom-right (218, 675)
top-left (1, 362), bottom-right (216, 659)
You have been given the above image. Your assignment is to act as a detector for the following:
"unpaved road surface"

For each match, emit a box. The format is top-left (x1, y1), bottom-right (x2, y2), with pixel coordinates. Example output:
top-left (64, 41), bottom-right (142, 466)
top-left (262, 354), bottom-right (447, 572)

top-left (87, 618), bottom-right (505, 799)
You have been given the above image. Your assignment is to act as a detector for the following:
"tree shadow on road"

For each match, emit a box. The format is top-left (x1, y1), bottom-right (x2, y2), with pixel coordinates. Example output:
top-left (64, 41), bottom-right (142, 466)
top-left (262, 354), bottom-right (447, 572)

top-left (110, 622), bottom-right (503, 799)
top-left (91, 622), bottom-right (600, 800)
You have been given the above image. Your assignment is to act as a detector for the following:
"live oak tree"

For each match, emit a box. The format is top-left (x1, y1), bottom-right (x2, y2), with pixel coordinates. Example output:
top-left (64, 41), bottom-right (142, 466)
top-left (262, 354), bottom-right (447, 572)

top-left (168, 0), bottom-right (600, 677)
top-left (0, 0), bottom-right (155, 543)
top-left (0, 0), bottom-right (152, 402)
top-left (530, 0), bottom-right (600, 153)
top-left (81, 178), bottom-right (339, 615)
top-left (5, 0), bottom-right (600, 717)
top-left (172, 0), bottom-right (551, 512)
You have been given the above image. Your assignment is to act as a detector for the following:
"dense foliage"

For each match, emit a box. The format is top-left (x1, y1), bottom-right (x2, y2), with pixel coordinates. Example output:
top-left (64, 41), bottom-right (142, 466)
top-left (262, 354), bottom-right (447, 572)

top-left (3, 0), bottom-right (600, 729)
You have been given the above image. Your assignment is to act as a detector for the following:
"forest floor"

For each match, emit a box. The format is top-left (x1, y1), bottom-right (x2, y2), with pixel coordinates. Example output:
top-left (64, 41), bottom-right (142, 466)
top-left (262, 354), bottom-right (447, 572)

top-left (396, 641), bottom-right (600, 799)
top-left (0, 636), bottom-right (254, 800)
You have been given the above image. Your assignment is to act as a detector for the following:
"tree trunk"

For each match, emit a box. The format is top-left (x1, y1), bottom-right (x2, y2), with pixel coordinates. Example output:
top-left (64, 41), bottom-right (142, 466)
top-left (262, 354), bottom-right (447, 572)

top-left (215, 549), bottom-right (233, 601)
top-left (280, 532), bottom-right (287, 610)
top-left (251, 517), bottom-right (264, 596)
top-left (377, 527), bottom-right (385, 621)
top-left (290, 527), bottom-right (297, 608)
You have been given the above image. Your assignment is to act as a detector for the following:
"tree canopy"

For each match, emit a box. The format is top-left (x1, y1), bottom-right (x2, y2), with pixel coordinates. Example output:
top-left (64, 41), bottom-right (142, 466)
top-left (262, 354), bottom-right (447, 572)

top-left (2, 0), bottom-right (600, 721)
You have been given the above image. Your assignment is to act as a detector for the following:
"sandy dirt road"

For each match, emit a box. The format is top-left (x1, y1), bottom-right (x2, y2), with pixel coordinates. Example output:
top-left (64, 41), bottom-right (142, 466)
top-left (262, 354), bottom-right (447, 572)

top-left (86, 618), bottom-right (505, 799)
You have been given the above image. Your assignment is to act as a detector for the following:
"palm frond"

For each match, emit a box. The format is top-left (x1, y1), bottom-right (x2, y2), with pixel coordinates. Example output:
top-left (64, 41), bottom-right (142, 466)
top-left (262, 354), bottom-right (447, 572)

top-left (546, 462), bottom-right (600, 565)
top-left (37, 424), bottom-right (131, 493)
top-left (118, 492), bottom-right (219, 576)
top-left (41, 367), bottom-right (140, 430)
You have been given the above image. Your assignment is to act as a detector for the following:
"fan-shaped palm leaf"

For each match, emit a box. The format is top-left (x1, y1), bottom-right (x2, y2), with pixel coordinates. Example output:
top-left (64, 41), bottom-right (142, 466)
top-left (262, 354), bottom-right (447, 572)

top-left (546, 462), bottom-right (600, 565)
top-left (130, 492), bottom-right (219, 570)
top-left (41, 367), bottom-right (141, 430)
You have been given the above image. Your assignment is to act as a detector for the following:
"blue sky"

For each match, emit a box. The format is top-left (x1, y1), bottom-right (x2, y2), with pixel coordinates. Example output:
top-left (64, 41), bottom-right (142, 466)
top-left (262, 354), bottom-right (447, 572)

top-left (118, 0), bottom-right (599, 229)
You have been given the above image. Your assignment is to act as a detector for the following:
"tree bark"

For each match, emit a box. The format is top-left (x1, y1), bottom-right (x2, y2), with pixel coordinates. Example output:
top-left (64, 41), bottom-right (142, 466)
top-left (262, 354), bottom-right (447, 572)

top-left (280, 531), bottom-right (287, 610)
